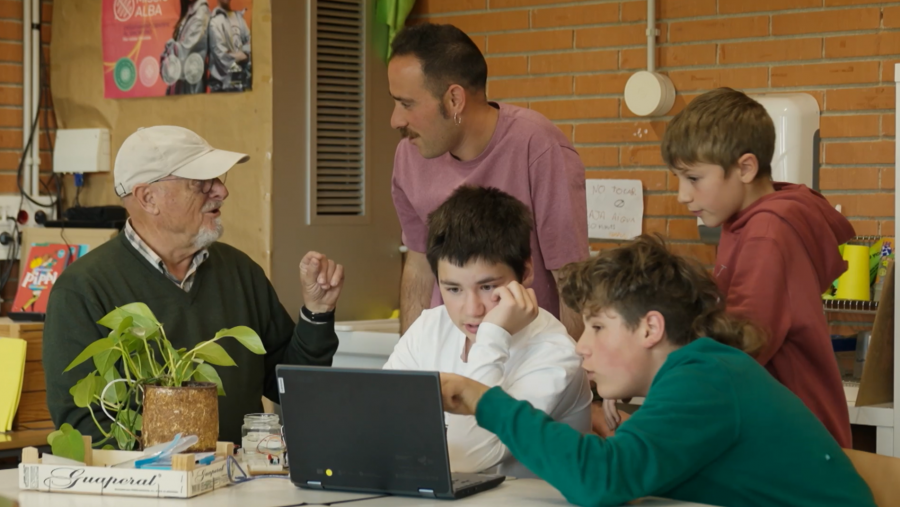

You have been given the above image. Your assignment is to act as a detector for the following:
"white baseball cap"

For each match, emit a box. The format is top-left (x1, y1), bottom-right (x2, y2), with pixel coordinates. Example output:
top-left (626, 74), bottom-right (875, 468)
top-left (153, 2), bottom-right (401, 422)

top-left (114, 126), bottom-right (249, 197)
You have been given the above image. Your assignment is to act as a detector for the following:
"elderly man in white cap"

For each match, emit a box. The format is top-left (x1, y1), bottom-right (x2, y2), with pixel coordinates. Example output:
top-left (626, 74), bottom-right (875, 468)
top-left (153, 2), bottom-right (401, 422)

top-left (44, 126), bottom-right (343, 444)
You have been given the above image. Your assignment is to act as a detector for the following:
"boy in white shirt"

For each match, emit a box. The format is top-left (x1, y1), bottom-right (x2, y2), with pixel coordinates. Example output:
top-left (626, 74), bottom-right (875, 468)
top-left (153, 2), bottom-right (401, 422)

top-left (384, 186), bottom-right (591, 478)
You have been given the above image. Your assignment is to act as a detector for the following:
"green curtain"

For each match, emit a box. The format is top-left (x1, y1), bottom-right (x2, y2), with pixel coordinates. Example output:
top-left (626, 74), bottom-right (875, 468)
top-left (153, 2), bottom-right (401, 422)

top-left (374, 0), bottom-right (417, 63)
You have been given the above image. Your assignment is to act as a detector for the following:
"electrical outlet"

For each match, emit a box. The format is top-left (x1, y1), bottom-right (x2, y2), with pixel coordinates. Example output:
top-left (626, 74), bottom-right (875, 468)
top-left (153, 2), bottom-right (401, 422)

top-left (0, 194), bottom-right (56, 225)
top-left (0, 193), bottom-right (57, 262)
top-left (0, 219), bottom-right (15, 265)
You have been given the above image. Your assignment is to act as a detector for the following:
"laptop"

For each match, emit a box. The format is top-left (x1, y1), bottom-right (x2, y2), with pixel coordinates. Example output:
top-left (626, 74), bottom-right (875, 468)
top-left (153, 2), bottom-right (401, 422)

top-left (276, 366), bottom-right (506, 499)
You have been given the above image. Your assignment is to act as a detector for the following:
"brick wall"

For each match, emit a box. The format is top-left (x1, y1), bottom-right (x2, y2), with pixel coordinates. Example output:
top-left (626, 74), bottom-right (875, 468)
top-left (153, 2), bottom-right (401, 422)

top-left (411, 0), bottom-right (898, 266)
top-left (0, 0), bottom-right (53, 313)
top-left (0, 0), bottom-right (54, 194)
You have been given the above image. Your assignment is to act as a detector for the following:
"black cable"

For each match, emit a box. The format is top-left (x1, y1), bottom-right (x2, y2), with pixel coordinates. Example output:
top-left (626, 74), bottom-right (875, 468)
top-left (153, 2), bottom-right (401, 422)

top-left (59, 225), bottom-right (74, 271)
top-left (0, 219), bottom-right (20, 297)
top-left (16, 11), bottom-right (58, 209)
top-left (40, 42), bottom-right (64, 218)
top-left (36, 35), bottom-right (71, 266)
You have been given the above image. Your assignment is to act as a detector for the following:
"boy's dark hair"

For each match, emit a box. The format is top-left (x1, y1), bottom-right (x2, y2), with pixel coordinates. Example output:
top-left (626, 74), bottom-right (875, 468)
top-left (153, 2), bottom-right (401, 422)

top-left (426, 186), bottom-right (533, 281)
top-left (559, 234), bottom-right (765, 356)
top-left (390, 23), bottom-right (488, 99)
top-left (661, 88), bottom-right (776, 179)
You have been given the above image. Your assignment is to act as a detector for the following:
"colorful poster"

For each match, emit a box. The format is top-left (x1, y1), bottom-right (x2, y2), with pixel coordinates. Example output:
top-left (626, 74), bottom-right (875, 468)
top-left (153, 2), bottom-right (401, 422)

top-left (102, 0), bottom-right (254, 98)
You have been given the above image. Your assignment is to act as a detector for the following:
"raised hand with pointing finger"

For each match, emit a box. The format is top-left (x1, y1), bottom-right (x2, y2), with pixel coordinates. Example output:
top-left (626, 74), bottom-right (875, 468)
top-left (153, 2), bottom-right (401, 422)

top-left (300, 251), bottom-right (344, 314)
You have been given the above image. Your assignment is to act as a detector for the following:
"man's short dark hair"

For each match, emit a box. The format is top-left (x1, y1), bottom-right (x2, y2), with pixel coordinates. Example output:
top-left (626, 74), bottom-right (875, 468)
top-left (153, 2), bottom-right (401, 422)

top-left (390, 23), bottom-right (488, 98)
top-left (426, 186), bottom-right (533, 281)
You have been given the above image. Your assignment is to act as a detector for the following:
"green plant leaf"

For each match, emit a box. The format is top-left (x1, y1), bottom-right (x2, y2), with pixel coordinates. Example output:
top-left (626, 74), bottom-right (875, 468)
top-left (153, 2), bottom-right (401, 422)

top-left (98, 304), bottom-right (159, 334)
top-left (64, 338), bottom-right (115, 372)
top-left (101, 368), bottom-right (127, 404)
top-left (169, 345), bottom-right (183, 367)
top-left (215, 326), bottom-right (266, 355)
top-left (98, 307), bottom-right (145, 330)
top-left (93, 349), bottom-right (122, 377)
top-left (116, 408), bottom-right (142, 433)
top-left (192, 341), bottom-right (236, 367)
top-left (134, 348), bottom-right (158, 380)
top-left (72, 373), bottom-right (99, 408)
top-left (102, 444), bottom-right (115, 450)
top-left (118, 302), bottom-right (158, 321)
top-left (46, 423), bottom-right (68, 446)
top-left (122, 334), bottom-right (145, 355)
top-left (193, 363), bottom-right (225, 396)
top-left (49, 424), bottom-right (84, 462)
top-left (107, 316), bottom-right (134, 345)
top-left (179, 363), bottom-right (195, 384)
top-left (111, 424), bottom-right (134, 450)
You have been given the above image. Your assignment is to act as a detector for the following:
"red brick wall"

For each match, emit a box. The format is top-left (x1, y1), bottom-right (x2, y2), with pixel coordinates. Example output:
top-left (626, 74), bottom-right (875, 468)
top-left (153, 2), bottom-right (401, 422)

top-left (0, 0), bottom-right (53, 313)
top-left (0, 0), bottom-right (54, 193)
top-left (411, 0), bottom-right (898, 265)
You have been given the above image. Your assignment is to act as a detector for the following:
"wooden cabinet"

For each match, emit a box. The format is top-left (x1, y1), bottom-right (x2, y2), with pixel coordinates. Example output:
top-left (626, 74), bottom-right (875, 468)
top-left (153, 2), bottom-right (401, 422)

top-left (0, 319), bottom-right (52, 430)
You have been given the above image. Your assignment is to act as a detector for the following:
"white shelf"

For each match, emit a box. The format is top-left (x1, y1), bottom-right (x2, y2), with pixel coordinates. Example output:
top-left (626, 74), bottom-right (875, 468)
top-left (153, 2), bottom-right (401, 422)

top-left (847, 403), bottom-right (894, 428)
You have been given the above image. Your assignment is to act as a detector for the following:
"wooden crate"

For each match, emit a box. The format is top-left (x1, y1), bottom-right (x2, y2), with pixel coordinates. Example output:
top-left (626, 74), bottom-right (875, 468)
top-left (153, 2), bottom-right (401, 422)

top-left (0, 319), bottom-right (51, 429)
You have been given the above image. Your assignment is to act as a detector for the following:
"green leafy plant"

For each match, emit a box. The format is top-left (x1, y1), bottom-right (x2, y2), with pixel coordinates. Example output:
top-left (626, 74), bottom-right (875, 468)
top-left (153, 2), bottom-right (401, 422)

top-left (57, 302), bottom-right (266, 453)
top-left (47, 423), bottom-right (85, 462)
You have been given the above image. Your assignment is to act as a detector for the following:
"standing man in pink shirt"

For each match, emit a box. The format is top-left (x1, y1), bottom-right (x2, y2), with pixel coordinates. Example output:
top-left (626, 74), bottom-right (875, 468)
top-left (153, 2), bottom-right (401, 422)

top-left (388, 23), bottom-right (589, 339)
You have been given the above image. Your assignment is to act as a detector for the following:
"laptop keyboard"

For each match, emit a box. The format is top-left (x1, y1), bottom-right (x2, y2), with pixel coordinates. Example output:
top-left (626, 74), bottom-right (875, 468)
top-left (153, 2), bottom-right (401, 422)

top-left (451, 473), bottom-right (488, 490)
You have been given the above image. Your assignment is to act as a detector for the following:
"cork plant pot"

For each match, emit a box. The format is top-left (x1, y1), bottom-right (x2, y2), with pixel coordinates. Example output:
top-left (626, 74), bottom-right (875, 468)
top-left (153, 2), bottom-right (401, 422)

top-left (142, 382), bottom-right (219, 452)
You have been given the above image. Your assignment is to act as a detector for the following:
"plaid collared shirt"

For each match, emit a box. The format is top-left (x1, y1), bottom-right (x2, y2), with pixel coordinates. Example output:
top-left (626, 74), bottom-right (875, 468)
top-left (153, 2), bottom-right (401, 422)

top-left (124, 220), bottom-right (210, 292)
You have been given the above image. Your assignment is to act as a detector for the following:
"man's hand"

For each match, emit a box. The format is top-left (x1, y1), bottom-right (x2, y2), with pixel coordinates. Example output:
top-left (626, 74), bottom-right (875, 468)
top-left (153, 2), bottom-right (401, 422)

top-left (482, 282), bottom-right (539, 337)
top-left (300, 251), bottom-right (344, 313)
top-left (440, 373), bottom-right (490, 416)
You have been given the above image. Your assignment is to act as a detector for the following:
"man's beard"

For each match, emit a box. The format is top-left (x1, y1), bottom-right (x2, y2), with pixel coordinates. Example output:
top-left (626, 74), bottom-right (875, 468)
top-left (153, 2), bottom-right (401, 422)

top-left (193, 202), bottom-right (224, 249)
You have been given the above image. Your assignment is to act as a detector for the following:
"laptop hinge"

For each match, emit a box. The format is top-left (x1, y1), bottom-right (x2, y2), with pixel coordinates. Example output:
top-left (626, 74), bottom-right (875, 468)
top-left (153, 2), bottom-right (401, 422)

top-left (307, 481), bottom-right (323, 489)
top-left (418, 488), bottom-right (436, 498)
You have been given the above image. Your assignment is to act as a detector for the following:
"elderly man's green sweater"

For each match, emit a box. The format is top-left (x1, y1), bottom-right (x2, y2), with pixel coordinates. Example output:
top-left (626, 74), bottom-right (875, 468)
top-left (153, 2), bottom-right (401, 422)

top-left (43, 233), bottom-right (338, 443)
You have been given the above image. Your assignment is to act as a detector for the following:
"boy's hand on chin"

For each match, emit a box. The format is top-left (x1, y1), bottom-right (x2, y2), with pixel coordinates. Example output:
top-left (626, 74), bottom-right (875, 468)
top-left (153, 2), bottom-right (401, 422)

top-left (482, 281), bottom-right (539, 337)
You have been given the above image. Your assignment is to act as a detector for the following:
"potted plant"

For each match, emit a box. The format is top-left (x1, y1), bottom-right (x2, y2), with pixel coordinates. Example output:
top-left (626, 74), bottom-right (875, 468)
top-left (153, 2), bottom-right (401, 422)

top-left (62, 302), bottom-right (266, 452)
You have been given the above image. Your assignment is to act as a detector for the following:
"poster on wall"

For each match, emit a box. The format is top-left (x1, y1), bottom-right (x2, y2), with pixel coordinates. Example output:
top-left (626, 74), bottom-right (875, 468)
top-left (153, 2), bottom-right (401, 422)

top-left (102, 0), bottom-right (253, 98)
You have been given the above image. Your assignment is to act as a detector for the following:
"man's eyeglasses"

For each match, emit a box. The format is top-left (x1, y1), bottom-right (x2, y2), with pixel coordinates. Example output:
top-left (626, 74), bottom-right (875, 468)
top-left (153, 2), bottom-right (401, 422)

top-left (149, 173), bottom-right (228, 194)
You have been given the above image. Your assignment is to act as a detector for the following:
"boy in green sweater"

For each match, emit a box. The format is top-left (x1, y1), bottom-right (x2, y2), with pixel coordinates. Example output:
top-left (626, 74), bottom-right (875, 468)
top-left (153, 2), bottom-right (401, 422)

top-left (440, 235), bottom-right (874, 507)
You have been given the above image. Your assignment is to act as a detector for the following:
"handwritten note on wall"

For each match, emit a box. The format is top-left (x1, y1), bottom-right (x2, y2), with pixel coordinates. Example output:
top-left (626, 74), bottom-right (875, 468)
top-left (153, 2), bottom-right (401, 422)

top-left (586, 179), bottom-right (644, 240)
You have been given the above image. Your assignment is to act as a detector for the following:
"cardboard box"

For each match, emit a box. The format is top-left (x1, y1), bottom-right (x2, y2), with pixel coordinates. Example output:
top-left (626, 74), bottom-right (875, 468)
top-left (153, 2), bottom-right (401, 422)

top-left (17, 443), bottom-right (234, 499)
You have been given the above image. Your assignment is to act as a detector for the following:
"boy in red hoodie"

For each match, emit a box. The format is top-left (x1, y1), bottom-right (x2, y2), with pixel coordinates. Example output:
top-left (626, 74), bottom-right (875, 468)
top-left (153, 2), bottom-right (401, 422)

top-left (657, 87), bottom-right (854, 447)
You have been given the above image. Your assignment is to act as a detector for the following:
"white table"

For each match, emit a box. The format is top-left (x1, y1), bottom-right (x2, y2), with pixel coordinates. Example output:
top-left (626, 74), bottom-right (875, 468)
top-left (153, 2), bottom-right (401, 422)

top-left (351, 478), bottom-right (714, 506)
top-left (0, 470), bottom-right (713, 506)
top-left (0, 470), bottom-right (379, 507)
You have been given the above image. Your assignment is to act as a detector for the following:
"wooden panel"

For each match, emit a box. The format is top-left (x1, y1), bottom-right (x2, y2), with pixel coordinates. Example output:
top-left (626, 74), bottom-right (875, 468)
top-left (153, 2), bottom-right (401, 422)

top-left (23, 334), bottom-right (41, 362)
top-left (858, 263), bottom-right (894, 406)
top-left (13, 390), bottom-right (50, 425)
top-left (0, 429), bottom-right (54, 452)
top-left (22, 362), bottom-right (45, 393)
top-left (0, 317), bottom-right (44, 335)
top-left (15, 420), bottom-right (54, 430)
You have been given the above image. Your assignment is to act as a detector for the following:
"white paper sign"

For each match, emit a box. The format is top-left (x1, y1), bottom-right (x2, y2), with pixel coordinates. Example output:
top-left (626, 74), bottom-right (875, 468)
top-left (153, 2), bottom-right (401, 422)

top-left (586, 179), bottom-right (644, 240)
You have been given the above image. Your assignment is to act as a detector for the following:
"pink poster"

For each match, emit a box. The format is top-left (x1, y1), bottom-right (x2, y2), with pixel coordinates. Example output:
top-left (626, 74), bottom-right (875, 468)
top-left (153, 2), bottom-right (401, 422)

top-left (102, 0), bottom-right (254, 98)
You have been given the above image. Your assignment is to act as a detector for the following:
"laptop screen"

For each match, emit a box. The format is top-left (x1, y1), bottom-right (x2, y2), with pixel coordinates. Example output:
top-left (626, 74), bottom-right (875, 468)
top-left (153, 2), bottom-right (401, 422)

top-left (277, 366), bottom-right (454, 495)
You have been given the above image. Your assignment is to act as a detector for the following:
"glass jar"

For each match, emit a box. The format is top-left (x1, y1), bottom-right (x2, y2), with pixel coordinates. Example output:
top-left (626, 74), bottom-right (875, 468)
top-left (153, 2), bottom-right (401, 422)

top-left (241, 413), bottom-right (283, 458)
